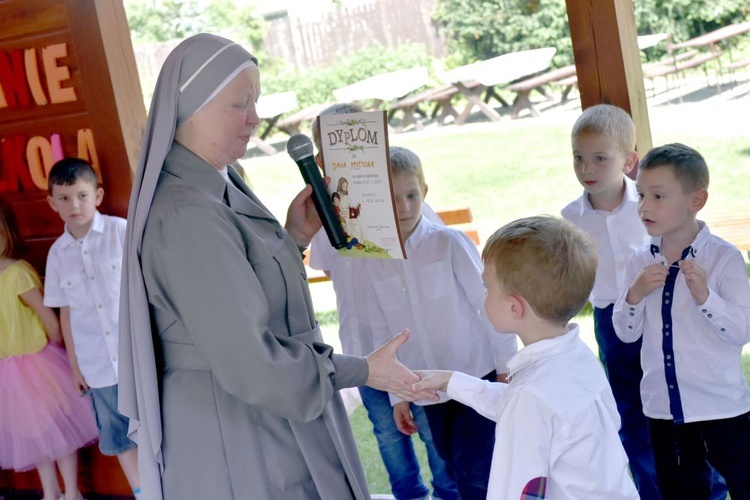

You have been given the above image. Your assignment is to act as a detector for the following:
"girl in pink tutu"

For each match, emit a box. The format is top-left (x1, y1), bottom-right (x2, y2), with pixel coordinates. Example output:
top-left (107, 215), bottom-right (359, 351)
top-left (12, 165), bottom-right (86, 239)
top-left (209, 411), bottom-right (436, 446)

top-left (0, 197), bottom-right (98, 500)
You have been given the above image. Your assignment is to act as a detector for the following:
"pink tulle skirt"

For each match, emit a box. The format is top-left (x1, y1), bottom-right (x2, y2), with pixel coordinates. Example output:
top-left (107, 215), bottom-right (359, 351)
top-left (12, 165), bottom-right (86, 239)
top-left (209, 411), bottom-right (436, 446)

top-left (0, 343), bottom-right (98, 471)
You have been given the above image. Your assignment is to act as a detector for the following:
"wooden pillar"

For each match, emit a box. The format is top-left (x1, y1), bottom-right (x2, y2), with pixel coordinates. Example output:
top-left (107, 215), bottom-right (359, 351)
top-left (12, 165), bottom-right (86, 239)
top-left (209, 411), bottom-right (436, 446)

top-left (565, 0), bottom-right (653, 155)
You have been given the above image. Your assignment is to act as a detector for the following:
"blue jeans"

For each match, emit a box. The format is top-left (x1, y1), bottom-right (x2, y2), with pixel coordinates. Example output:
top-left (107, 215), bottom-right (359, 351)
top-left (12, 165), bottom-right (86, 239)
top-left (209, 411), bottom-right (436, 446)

top-left (359, 386), bottom-right (458, 500)
top-left (595, 306), bottom-right (727, 500)
top-left (423, 371), bottom-right (497, 500)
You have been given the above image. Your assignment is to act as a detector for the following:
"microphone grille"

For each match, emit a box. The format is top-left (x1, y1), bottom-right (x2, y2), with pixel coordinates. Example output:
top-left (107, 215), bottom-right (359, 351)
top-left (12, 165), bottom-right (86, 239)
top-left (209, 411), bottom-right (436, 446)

top-left (286, 134), bottom-right (314, 161)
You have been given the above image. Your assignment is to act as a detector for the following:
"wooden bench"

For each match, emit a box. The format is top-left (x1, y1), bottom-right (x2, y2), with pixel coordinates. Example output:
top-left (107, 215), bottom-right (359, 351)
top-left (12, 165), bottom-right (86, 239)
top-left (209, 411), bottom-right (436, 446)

top-left (703, 206), bottom-right (750, 256)
top-left (725, 55), bottom-right (750, 83)
top-left (304, 207), bottom-right (479, 284)
top-left (644, 50), bottom-right (723, 98)
top-left (388, 83), bottom-right (482, 131)
top-left (505, 64), bottom-right (578, 118)
top-left (275, 102), bottom-right (334, 137)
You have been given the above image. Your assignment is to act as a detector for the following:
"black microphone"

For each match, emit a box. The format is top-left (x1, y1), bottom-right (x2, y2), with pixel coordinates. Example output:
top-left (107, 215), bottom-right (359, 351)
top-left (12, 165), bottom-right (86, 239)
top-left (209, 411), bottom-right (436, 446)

top-left (286, 134), bottom-right (348, 250)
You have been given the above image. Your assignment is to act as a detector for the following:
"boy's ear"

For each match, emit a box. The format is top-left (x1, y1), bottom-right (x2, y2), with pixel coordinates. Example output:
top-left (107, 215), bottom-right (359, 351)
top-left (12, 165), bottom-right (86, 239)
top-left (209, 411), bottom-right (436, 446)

top-left (46, 194), bottom-right (59, 213)
top-left (622, 151), bottom-right (639, 175)
top-left (95, 187), bottom-right (104, 207)
top-left (690, 188), bottom-right (708, 213)
top-left (423, 184), bottom-right (429, 199)
top-left (508, 294), bottom-right (525, 319)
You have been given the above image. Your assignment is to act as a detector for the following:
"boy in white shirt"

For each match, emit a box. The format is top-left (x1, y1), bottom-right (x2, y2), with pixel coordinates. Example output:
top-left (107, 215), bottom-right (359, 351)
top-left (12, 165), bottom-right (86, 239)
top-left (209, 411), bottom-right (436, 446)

top-left (613, 143), bottom-right (750, 499)
top-left (560, 104), bottom-right (659, 499)
top-left (44, 158), bottom-right (142, 499)
top-left (310, 105), bottom-right (457, 500)
top-left (363, 147), bottom-right (517, 499)
top-left (414, 215), bottom-right (639, 500)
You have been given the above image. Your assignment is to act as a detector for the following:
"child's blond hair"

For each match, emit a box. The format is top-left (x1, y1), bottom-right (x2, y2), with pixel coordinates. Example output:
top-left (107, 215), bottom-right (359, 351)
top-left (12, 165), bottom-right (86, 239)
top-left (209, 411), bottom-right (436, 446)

top-left (389, 146), bottom-right (427, 192)
top-left (482, 215), bottom-right (597, 325)
top-left (571, 104), bottom-right (636, 154)
top-left (312, 102), bottom-right (364, 152)
top-left (638, 142), bottom-right (709, 193)
top-left (0, 196), bottom-right (24, 259)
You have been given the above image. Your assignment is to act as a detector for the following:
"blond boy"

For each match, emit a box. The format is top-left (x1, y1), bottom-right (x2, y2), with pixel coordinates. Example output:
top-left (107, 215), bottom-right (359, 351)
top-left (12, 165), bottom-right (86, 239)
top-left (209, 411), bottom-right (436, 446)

top-left (560, 104), bottom-right (659, 498)
top-left (415, 216), bottom-right (638, 499)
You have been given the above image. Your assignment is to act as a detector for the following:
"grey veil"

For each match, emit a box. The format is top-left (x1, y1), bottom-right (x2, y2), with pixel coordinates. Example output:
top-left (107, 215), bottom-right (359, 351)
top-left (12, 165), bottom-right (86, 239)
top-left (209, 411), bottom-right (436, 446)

top-left (118, 34), bottom-right (257, 499)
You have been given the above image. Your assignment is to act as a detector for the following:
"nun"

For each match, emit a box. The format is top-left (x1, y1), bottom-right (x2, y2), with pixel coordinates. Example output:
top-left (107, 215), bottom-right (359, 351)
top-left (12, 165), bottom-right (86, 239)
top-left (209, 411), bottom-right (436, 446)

top-left (118, 33), bottom-right (428, 499)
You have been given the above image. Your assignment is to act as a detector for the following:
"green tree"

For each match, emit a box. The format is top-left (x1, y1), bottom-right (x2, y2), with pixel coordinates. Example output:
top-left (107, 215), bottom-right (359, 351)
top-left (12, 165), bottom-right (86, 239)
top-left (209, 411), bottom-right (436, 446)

top-left (433, 0), bottom-right (750, 67)
top-left (125, 0), bottom-right (266, 54)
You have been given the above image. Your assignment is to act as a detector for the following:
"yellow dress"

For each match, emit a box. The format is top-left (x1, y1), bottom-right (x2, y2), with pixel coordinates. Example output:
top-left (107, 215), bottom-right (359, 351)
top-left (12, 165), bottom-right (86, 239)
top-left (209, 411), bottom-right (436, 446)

top-left (0, 260), bottom-right (47, 358)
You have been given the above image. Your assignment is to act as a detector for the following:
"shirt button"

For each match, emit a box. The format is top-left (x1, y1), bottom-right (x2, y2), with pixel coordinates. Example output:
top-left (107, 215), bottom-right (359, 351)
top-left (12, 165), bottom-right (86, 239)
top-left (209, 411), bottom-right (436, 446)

top-left (665, 292), bottom-right (670, 296)
top-left (667, 362), bottom-right (672, 366)
top-left (66, 281), bottom-right (72, 286)
top-left (83, 250), bottom-right (88, 255)
top-left (665, 324), bottom-right (670, 328)
top-left (665, 332), bottom-right (670, 336)
top-left (98, 304), bottom-right (103, 309)
top-left (112, 356), bottom-right (117, 362)
top-left (669, 384), bottom-right (674, 389)
top-left (630, 307), bottom-right (635, 311)
top-left (665, 299), bottom-right (670, 304)
top-left (702, 309), bottom-right (707, 313)
top-left (628, 326), bottom-right (633, 329)
top-left (707, 313), bottom-right (713, 318)
top-left (629, 312), bottom-right (634, 316)
top-left (90, 276), bottom-right (95, 281)
top-left (105, 330), bottom-right (111, 336)
top-left (275, 229), bottom-right (284, 239)
top-left (720, 327), bottom-right (726, 332)
top-left (666, 355), bottom-right (671, 360)
top-left (112, 264), bottom-right (117, 269)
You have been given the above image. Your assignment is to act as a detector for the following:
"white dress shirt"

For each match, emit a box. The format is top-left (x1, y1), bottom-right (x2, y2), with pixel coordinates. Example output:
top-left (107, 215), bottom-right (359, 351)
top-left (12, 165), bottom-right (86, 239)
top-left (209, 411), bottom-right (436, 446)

top-left (365, 217), bottom-right (518, 404)
top-left (44, 211), bottom-right (127, 388)
top-left (448, 325), bottom-right (638, 500)
top-left (309, 203), bottom-right (443, 357)
top-left (561, 177), bottom-right (650, 308)
top-left (613, 222), bottom-right (750, 423)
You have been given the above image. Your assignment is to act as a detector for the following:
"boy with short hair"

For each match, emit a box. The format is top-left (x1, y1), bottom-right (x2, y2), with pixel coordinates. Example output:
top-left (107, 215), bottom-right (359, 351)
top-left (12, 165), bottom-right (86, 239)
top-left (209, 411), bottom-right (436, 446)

top-left (414, 215), bottom-right (639, 499)
top-left (364, 146), bottom-right (517, 499)
top-left (44, 158), bottom-right (141, 498)
top-left (613, 143), bottom-right (750, 499)
top-left (310, 104), bottom-right (457, 500)
top-left (560, 103), bottom-right (659, 498)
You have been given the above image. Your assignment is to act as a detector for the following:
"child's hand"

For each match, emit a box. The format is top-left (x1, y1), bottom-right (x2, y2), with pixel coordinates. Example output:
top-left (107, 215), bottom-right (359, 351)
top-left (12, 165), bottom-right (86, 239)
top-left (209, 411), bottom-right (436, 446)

top-left (393, 402), bottom-right (417, 436)
top-left (680, 260), bottom-right (709, 305)
top-left (412, 370), bottom-right (454, 393)
top-left (626, 263), bottom-right (668, 304)
top-left (71, 367), bottom-right (90, 396)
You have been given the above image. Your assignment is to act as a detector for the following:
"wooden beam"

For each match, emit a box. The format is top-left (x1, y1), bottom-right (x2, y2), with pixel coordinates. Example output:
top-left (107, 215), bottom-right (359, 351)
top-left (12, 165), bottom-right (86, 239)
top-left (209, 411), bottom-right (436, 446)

top-left (565, 0), bottom-right (653, 156)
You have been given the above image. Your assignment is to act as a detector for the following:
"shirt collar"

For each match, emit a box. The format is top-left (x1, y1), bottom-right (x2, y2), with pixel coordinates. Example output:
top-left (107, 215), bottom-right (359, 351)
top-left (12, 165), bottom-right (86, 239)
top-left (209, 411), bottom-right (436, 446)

top-left (404, 213), bottom-right (431, 250)
top-left (649, 220), bottom-right (710, 260)
top-left (577, 176), bottom-right (638, 217)
top-left (61, 210), bottom-right (104, 245)
top-left (507, 324), bottom-right (581, 378)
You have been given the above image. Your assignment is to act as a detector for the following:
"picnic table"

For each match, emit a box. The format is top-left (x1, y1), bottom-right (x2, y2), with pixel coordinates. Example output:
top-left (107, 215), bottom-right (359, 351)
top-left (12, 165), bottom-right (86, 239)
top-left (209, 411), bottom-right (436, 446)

top-left (669, 21), bottom-right (750, 53)
top-left (249, 91), bottom-right (298, 155)
top-left (332, 66), bottom-right (430, 108)
top-left (440, 47), bottom-right (557, 124)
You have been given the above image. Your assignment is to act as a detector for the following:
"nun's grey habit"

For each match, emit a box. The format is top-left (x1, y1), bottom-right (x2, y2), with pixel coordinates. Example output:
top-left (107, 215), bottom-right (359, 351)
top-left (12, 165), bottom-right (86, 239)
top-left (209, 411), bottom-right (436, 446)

top-left (119, 34), bottom-right (369, 499)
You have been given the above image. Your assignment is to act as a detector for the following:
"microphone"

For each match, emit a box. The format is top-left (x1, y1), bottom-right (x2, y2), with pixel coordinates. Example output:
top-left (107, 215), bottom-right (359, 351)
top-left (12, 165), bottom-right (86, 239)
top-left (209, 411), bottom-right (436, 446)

top-left (286, 134), bottom-right (348, 250)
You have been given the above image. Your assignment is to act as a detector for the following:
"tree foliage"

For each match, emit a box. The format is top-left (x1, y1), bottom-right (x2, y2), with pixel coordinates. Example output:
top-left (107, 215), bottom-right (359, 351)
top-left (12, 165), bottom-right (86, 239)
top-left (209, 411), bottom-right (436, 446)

top-left (433, 0), bottom-right (750, 68)
top-left (125, 0), bottom-right (266, 54)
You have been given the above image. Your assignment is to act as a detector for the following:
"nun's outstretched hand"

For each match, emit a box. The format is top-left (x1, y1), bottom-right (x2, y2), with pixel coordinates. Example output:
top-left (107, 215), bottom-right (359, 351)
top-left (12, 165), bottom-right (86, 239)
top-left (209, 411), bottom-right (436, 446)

top-left (365, 329), bottom-right (440, 402)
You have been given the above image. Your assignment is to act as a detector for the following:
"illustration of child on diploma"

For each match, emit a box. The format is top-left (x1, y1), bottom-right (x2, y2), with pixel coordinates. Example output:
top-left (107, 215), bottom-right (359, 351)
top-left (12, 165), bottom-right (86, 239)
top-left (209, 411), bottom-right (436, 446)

top-left (318, 110), bottom-right (406, 259)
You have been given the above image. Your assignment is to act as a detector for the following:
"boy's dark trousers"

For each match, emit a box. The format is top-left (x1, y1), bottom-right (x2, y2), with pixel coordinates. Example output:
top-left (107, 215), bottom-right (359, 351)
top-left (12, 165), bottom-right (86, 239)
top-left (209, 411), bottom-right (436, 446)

top-left (423, 370), bottom-right (496, 500)
top-left (648, 412), bottom-right (750, 500)
top-left (594, 304), bottom-right (661, 499)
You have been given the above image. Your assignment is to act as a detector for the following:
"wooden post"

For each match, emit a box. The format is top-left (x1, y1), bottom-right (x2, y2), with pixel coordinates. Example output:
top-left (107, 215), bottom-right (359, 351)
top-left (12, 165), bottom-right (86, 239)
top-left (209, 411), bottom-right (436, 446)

top-left (565, 0), bottom-right (653, 156)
